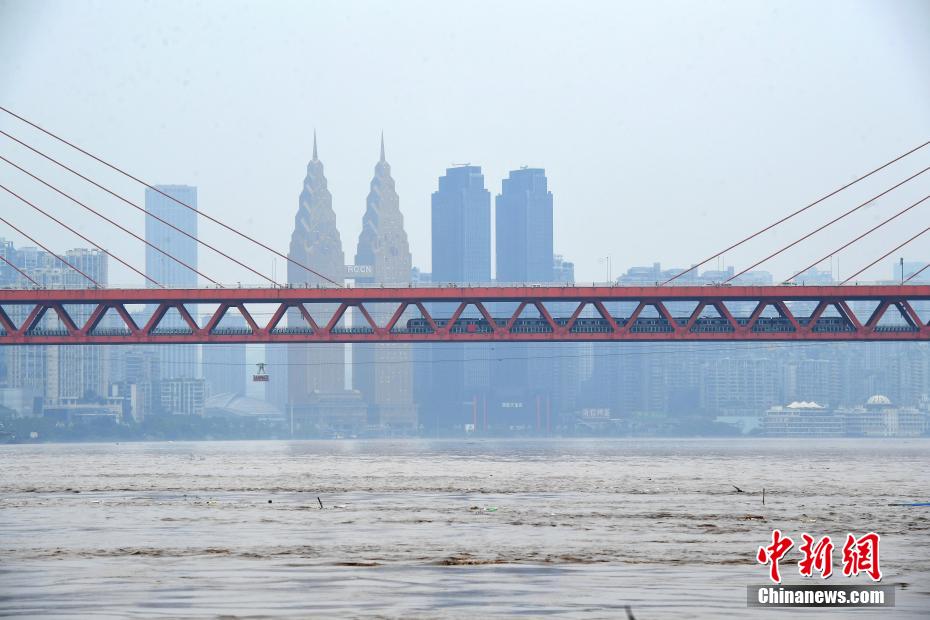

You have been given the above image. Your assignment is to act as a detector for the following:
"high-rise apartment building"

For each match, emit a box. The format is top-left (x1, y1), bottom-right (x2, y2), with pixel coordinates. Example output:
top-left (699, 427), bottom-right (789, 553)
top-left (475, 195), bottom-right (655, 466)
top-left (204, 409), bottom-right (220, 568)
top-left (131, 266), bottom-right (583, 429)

top-left (145, 185), bottom-right (199, 380)
top-left (552, 254), bottom-right (575, 284)
top-left (160, 377), bottom-right (206, 416)
top-left (117, 347), bottom-right (161, 419)
top-left (56, 249), bottom-right (109, 401)
top-left (0, 241), bottom-right (109, 411)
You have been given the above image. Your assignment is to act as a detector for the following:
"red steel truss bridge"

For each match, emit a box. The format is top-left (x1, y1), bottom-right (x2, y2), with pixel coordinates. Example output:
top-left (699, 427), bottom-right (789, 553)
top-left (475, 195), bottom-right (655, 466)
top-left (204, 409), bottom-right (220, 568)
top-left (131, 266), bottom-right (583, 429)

top-left (1, 108), bottom-right (929, 349)
top-left (2, 284), bottom-right (930, 345)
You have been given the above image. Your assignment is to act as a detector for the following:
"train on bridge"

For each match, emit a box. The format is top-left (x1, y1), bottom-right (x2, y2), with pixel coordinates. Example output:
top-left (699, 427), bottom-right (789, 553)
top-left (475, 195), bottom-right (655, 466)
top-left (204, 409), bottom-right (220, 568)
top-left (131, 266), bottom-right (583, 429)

top-left (1, 284), bottom-right (928, 343)
top-left (400, 315), bottom-right (873, 335)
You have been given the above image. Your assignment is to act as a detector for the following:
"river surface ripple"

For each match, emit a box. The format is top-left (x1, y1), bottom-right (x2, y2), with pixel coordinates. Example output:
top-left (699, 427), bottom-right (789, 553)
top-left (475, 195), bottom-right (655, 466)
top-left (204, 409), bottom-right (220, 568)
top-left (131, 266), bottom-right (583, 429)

top-left (1, 438), bottom-right (928, 618)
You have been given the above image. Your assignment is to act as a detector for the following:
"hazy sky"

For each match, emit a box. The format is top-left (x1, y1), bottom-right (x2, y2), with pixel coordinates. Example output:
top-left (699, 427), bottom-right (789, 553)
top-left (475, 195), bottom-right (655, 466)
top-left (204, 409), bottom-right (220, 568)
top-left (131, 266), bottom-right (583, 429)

top-left (1, 0), bottom-right (929, 286)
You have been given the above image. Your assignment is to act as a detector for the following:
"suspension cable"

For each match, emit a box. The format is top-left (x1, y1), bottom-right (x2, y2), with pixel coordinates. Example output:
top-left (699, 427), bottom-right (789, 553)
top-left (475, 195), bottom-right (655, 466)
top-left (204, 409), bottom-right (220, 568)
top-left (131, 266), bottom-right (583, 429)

top-left (786, 194), bottom-right (930, 283)
top-left (0, 136), bottom-right (279, 286)
top-left (0, 182), bottom-right (162, 287)
top-left (661, 139), bottom-right (930, 285)
top-left (904, 262), bottom-right (930, 283)
top-left (0, 253), bottom-right (41, 287)
top-left (0, 105), bottom-right (342, 287)
top-left (842, 204), bottom-right (930, 284)
top-left (724, 166), bottom-right (930, 283)
top-left (0, 155), bottom-right (221, 287)
top-left (0, 214), bottom-right (101, 287)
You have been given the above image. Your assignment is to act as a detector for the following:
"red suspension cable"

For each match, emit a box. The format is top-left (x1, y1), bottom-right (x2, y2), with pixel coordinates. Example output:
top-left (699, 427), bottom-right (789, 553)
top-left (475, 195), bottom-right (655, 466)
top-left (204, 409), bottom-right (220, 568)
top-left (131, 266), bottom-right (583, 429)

top-left (0, 106), bottom-right (342, 287)
top-left (724, 166), bottom-right (930, 283)
top-left (0, 155), bottom-right (221, 287)
top-left (841, 197), bottom-right (930, 284)
top-left (0, 252), bottom-right (41, 287)
top-left (904, 263), bottom-right (930, 283)
top-left (661, 139), bottom-right (930, 285)
top-left (0, 182), bottom-right (162, 288)
top-left (786, 194), bottom-right (930, 283)
top-left (0, 136), bottom-right (279, 287)
top-left (0, 214), bottom-right (101, 287)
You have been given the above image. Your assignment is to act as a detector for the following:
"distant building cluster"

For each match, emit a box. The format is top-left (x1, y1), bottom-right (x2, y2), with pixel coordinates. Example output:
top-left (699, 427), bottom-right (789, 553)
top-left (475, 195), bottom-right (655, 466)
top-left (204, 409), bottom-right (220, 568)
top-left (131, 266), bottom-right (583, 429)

top-left (615, 262), bottom-right (773, 286)
top-left (278, 141), bottom-right (575, 435)
top-left (584, 337), bottom-right (930, 437)
top-left (2, 136), bottom-right (930, 439)
top-left (0, 187), bottom-right (218, 424)
top-left (764, 395), bottom-right (929, 437)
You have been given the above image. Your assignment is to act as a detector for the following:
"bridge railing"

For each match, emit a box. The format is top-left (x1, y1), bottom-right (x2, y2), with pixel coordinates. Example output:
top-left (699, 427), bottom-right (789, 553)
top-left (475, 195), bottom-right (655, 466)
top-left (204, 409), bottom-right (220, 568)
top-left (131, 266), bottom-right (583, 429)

top-left (1, 279), bottom-right (927, 291)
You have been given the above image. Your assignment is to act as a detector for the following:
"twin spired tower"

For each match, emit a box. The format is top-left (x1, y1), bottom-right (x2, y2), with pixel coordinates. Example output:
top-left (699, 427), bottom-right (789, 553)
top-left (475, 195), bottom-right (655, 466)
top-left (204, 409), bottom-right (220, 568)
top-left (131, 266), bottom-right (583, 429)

top-left (286, 134), bottom-right (417, 431)
top-left (286, 134), bottom-right (346, 405)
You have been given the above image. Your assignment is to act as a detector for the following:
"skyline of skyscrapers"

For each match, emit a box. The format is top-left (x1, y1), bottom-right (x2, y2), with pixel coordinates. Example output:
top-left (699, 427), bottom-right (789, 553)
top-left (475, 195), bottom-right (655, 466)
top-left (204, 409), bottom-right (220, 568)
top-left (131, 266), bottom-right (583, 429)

top-left (3, 145), bottom-right (930, 437)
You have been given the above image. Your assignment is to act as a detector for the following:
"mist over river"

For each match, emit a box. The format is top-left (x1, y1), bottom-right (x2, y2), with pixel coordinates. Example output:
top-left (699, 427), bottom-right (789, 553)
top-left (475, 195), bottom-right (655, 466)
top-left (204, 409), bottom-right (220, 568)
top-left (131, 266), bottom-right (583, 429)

top-left (1, 439), bottom-right (929, 618)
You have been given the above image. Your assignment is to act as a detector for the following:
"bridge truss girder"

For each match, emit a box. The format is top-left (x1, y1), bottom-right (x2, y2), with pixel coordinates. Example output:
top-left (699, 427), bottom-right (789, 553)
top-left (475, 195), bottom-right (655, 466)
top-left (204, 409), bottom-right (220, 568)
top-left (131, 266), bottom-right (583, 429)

top-left (1, 285), bottom-right (929, 344)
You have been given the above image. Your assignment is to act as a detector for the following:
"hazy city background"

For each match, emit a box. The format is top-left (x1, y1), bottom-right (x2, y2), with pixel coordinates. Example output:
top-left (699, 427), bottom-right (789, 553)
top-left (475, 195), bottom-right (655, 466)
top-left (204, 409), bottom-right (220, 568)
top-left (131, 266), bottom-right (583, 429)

top-left (2, 0), bottom-right (929, 283)
top-left (1, 0), bottom-right (930, 440)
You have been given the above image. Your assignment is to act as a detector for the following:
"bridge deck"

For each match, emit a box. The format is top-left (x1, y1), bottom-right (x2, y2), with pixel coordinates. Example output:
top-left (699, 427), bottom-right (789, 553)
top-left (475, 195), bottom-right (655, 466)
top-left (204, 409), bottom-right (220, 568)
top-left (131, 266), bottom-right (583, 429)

top-left (1, 285), bottom-right (929, 344)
